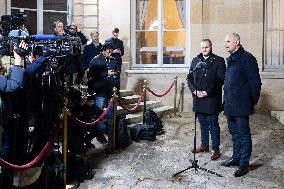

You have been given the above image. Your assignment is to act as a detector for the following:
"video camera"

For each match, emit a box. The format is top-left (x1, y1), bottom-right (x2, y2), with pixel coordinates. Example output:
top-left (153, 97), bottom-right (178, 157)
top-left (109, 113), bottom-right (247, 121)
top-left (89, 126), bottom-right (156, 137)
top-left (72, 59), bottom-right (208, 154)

top-left (0, 13), bottom-right (26, 36)
top-left (0, 34), bottom-right (82, 58)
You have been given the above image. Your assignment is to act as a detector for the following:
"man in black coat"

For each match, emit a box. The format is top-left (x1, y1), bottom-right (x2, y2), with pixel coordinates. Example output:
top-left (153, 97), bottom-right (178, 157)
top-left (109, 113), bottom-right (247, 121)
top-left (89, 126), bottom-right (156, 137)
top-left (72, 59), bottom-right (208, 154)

top-left (221, 33), bottom-right (261, 177)
top-left (88, 42), bottom-right (119, 109)
top-left (105, 28), bottom-right (124, 97)
top-left (83, 31), bottom-right (103, 71)
top-left (187, 39), bottom-right (226, 161)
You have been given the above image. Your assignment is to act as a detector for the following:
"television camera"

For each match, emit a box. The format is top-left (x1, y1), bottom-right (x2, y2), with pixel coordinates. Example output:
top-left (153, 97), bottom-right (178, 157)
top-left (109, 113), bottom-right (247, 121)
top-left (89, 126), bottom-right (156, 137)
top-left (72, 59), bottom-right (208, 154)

top-left (0, 34), bottom-right (82, 58)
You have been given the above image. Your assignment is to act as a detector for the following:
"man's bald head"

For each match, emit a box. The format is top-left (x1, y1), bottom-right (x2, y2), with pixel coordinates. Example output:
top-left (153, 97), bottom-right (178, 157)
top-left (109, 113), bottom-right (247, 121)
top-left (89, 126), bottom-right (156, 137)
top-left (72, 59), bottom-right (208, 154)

top-left (225, 33), bottom-right (241, 54)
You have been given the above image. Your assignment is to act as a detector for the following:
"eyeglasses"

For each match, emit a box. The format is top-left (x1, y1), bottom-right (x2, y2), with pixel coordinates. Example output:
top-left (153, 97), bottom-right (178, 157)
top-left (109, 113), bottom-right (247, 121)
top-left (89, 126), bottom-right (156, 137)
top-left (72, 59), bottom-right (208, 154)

top-left (70, 27), bottom-right (76, 30)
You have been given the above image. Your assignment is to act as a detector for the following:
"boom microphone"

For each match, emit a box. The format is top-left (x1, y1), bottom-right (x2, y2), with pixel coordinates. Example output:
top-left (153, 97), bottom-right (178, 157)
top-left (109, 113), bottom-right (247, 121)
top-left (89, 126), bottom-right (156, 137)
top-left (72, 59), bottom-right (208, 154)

top-left (33, 34), bottom-right (70, 41)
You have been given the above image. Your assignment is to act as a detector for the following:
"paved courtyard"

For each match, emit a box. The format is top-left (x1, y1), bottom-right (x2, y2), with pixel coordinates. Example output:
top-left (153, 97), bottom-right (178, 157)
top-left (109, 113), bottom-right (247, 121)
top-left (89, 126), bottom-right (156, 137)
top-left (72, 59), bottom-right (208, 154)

top-left (78, 112), bottom-right (284, 189)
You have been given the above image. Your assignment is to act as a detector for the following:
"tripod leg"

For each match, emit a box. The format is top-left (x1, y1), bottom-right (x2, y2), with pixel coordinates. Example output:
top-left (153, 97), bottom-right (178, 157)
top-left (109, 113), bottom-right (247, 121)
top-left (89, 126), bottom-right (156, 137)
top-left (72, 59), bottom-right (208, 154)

top-left (197, 165), bottom-right (223, 177)
top-left (172, 166), bottom-right (193, 177)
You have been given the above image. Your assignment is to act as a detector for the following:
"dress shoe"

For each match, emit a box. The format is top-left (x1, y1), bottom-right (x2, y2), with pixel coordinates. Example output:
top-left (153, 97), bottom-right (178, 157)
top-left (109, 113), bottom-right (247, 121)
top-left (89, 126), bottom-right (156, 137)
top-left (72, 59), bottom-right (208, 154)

top-left (233, 166), bottom-right (249, 177)
top-left (191, 146), bottom-right (209, 153)
top-left (211, 151), bottom-right (221, 160)
top-left (220, 159), bottom-right (240, 167)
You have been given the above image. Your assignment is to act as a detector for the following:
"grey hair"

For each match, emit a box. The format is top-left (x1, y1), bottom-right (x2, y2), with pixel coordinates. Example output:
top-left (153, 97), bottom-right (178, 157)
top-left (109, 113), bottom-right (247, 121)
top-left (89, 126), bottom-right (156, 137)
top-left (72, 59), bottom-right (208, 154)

top-left (231, 33), bottom-right (241, 44)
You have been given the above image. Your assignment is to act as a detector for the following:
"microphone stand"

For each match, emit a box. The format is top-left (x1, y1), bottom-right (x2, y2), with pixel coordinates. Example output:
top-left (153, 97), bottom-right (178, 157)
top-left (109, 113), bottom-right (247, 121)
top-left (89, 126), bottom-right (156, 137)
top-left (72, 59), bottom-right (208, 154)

top-left (173, 63), bottom-right (222, 178)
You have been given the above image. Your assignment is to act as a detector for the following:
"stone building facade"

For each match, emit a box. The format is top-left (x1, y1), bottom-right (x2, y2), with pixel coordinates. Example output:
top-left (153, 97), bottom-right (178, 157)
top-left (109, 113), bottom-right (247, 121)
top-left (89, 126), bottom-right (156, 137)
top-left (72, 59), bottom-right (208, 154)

top-left (1, 0), bottom-right (284, 113)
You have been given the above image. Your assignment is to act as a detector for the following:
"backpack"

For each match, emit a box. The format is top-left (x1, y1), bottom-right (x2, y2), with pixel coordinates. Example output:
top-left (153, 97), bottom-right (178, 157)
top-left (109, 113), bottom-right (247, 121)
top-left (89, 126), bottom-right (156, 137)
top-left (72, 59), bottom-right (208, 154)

top-left (130, 124), bottom-right (156, 142)
top-left (144, 109), bottom-right (164, 134)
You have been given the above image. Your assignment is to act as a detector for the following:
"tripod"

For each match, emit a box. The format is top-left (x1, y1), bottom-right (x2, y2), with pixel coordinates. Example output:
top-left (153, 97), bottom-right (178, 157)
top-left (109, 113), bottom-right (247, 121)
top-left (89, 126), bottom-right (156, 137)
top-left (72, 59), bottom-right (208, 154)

top-left (173, 61), bottom-right (222, 178)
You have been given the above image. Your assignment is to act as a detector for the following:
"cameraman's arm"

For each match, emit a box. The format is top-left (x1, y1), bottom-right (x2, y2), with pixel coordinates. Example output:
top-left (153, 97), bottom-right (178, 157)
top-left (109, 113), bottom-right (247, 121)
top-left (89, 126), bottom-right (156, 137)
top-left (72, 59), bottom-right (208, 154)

top-left (25, 56), bottom-right (46, 75)
top-left (77, 31), bottom-right (87, 45)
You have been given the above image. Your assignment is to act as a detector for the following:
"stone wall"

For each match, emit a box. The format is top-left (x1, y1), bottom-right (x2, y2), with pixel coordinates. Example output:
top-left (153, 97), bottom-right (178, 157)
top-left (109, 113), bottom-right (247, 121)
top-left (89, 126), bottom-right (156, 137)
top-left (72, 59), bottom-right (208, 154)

top-left (73, 0), bottom-right (99, 41)
top-left (0, 0), bottom-right (5, 16)
top-left (98, 0), bottom-right (131, 63)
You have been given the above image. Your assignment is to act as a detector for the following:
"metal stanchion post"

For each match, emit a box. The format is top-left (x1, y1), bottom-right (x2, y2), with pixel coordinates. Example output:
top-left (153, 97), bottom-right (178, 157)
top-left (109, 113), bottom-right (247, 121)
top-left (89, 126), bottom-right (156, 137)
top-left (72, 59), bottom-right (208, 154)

top-left (143, 80), bottom-right (148, 124)
top-left (112, 87), bottom-right (118, 153)
top-left (63, 98), bottom-right (68, 188)
top-left (174, 76), bottom-right (178, 116)
top-left (181, 83), bottom-right (185, 112)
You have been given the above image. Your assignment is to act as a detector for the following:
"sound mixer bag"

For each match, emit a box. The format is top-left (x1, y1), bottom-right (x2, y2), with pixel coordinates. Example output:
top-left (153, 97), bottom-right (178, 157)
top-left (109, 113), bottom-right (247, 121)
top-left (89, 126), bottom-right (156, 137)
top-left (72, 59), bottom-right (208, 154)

top-left (130, 124), bottom-right (156, 142)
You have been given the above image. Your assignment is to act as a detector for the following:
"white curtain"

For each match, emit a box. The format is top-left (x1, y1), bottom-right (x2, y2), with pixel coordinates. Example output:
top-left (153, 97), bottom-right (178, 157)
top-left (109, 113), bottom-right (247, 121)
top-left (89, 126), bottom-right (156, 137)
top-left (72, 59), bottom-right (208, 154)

top-left (139, 0), bottom-right (150, 30)
top-left (175, 0), bottom-right (185, 28)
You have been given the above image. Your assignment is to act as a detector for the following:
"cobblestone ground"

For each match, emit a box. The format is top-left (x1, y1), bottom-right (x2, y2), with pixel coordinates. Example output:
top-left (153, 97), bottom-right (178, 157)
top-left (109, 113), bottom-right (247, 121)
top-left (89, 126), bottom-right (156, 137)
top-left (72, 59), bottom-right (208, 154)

top-left (78, 112), bottom-right (284, 189)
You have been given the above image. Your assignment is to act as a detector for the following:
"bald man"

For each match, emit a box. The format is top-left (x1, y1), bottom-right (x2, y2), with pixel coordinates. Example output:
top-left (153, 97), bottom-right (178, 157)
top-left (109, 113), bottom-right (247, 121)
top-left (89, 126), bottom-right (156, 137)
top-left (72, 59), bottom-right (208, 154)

top-left (221, 33), bottom-right (261, 177)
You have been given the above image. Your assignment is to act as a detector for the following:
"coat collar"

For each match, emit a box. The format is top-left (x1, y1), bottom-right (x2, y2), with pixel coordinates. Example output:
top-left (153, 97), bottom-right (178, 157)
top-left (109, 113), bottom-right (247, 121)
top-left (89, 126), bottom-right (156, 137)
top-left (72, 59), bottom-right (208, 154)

top-left (197, 53), bottom-right (216, 63)
top-left (227, 46), bottom-right (244, 62)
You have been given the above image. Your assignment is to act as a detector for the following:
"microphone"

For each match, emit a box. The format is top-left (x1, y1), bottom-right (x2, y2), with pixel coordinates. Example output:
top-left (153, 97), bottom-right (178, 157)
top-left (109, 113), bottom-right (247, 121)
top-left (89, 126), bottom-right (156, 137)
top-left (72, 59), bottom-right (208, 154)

top-left (34, 34), bottom-right (56, 40)
top-left (191, 61), bottom-right (206, 72)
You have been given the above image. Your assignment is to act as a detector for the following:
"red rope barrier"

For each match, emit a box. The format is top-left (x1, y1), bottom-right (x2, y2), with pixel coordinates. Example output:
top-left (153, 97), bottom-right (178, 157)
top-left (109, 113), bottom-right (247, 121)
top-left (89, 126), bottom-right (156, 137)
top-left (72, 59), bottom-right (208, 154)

top-left (147, 81), bottom-right (175, 97)
top-left (0, 138), bottom-right (54, 171)
top-left (69, 99), bottom-right (113, 126)
top-left (117, 89), bottom-right (146, 113)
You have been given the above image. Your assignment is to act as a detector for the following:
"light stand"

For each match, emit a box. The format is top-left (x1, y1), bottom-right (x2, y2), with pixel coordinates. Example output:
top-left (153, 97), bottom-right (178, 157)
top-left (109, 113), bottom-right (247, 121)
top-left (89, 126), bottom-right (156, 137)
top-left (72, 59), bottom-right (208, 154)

top-left (173, 64), bottom-right (222, 178)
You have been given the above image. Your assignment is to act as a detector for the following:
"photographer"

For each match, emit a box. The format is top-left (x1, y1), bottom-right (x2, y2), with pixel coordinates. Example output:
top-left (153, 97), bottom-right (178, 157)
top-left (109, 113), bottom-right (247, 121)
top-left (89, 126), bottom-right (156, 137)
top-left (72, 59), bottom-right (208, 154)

top-left (65, 23), bottom-right (87, 85)
top-left (88, 42), bottom-right (119, 112)
top-left (67, 87), bottom-right (107, 154)
top-left (0, 41), bottom-right (26, 162)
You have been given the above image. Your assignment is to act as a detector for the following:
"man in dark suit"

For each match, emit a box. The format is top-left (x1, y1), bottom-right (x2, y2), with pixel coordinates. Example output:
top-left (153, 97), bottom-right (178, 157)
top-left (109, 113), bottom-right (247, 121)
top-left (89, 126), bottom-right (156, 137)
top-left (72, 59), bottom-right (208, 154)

top-left (105, 28), bottom-right (124, 97)
top-left (187, 39), bottom-right (226, 161)
top-left (83, 31), bottom-right (103, 72)
top-left (221, 33), bottom-right (261, 177)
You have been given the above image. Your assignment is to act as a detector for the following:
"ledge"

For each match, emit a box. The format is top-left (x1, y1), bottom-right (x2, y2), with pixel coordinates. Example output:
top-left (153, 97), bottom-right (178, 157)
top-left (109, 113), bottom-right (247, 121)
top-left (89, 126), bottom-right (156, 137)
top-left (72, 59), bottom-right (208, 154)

top-left (260, 72), bottom-right (284, 79)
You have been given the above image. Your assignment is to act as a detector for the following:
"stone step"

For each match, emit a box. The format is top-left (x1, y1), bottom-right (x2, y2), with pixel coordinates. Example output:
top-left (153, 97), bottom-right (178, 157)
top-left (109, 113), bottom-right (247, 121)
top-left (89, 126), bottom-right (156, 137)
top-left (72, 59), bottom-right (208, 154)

top-left (117, 101), bottom-right (162, 115)
top-left (119, 95), bottom-right (140, 105)
top-left (125, 105), bottom-right (175, 125)
top-left (76, 85), bottom-right (134, 97)
top-left (120, 89), bottom-right (134, 97)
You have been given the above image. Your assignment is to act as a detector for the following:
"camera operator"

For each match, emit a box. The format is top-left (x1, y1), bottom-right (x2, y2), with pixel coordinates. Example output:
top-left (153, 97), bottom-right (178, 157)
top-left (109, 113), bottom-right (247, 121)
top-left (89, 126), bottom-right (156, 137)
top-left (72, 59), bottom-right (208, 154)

top-left (66, 87), bottom-right (108, 154)
top-left (0, 41), bottom-right (26, 93)
top-left (0, 41), bottom-right (26, 161)
top-left (65, 23), bottom-right (87, 85)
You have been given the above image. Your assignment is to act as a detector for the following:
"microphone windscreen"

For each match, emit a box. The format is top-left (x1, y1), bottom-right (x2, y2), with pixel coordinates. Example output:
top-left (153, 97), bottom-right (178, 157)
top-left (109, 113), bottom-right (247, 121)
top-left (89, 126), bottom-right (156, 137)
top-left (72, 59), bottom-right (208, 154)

top-left (34, 34), bottom-right (56, 40)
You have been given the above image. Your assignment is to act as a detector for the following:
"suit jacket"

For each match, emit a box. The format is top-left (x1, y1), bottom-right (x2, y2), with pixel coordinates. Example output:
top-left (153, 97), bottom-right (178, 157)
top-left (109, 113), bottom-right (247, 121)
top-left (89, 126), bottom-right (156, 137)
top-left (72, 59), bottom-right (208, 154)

top-left (223, 46), bottom-right (262, 116)
top-left (187, 53), bottom-right (226, 114)
top-left (82, 43), bottom-right (103, 70)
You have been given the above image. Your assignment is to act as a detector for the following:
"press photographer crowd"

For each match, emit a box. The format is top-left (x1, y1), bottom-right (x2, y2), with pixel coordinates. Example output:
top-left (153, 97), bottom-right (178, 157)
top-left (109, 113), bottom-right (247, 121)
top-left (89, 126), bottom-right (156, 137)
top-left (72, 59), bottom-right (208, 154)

top-left (0, 13), bottom-right (137, 188)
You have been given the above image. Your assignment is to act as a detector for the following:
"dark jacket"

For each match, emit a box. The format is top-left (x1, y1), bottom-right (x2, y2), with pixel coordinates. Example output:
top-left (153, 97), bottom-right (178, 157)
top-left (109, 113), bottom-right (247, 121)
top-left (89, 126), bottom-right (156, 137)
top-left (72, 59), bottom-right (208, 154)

top-left (82, 43), bottom-right (103, 70)
top-left (223, 46), bottom-right (262, 116)
top-left (88, 53), bottom-right (118, 98)
top-left (187, 53), bottom-right (226, 114)
top-left (0, 66), bottom-right (25, 93)
top-left (105, 37), bottom-right (124, 67)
